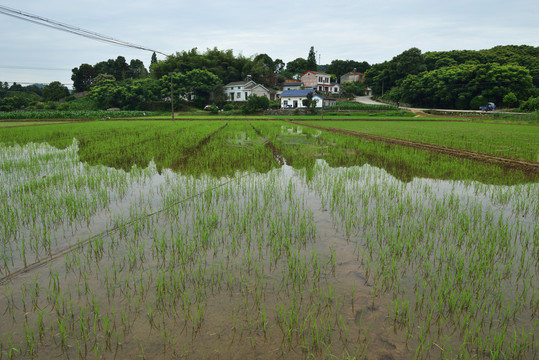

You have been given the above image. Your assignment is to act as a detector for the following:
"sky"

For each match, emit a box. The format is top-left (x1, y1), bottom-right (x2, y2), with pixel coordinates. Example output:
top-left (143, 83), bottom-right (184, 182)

top-left (1, 0), bottom-right (538, 88)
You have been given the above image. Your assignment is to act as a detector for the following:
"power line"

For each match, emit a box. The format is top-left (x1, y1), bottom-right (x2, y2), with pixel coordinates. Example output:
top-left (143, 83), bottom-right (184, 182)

top-left (0, 5), bottom-right (170, 57)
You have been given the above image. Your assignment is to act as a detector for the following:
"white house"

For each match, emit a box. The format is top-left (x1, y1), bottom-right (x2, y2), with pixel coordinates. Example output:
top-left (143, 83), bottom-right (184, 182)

top-left (313, 94), bottom-right (337, 108)
top-left (279, 90), bottom-right (336, 109)
top-left (224, 79), bottom-right (272, 101)
top-left (300, 71), bottom-right (340, 94)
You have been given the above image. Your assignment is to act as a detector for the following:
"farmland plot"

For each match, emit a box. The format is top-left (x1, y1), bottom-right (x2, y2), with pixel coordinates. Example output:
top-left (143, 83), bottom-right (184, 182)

top-left (0, 120), bottom-right (538, 359)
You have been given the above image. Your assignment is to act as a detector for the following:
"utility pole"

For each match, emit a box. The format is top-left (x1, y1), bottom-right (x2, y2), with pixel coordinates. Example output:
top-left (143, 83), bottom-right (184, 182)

top-left (170, 73), bottom-right (174, 120)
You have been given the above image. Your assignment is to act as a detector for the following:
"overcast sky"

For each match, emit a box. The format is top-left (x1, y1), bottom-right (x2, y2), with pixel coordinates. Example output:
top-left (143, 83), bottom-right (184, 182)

top-left (1, 0), bottom-right (538, 88)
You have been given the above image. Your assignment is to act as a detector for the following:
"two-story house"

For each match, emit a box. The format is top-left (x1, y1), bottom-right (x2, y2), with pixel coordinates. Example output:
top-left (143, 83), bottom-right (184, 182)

top-left (300, 71), bottom-right (340, 94)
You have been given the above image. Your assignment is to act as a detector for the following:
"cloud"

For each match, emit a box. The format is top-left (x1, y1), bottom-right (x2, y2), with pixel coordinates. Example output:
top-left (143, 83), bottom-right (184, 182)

top-left (1, 0), bottom-right (537, 86)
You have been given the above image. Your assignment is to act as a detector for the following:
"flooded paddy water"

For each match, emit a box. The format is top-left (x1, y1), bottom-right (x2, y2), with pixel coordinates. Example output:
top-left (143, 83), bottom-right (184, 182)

top-left (0, 120), bottom-right (538, 359)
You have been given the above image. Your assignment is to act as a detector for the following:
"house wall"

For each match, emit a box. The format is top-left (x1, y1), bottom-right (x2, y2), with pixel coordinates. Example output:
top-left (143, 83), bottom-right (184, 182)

top-left (301, 72), bottom-right (318, 88)
top-left (224, 81), bottom-right (257, 102)
top-left (311, 95), bottom-right (336, 108)
top-left (225, 85), bottom-right (247, 101)
top-left (252, 87), bottom-right (270, 99)
top-left (316, 84), bottom-right (340, 94)
top-left (281, 96), bottom-right (308, 108)
top-left (301, 72), bottom-right (332, 88)
top-left (302, 71), bottom-right (339, 93)
top-left (341, 73), bottom-right (365, 83)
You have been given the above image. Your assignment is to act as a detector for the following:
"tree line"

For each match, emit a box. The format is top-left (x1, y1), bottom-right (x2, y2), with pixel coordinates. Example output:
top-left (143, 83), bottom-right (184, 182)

top-left (2, 45), bottom-right (538, 111)
top-left (365, 45), bottom-right (539, 110)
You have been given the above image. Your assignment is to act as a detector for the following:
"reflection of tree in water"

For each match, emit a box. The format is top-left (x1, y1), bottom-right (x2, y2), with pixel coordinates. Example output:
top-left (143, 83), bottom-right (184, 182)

top-left (276, 135), bottom-right (536, 186)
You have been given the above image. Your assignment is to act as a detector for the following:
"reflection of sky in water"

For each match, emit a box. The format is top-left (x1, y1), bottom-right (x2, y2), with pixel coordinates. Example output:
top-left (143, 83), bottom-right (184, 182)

top-left (311, 159), bottom-right (538, 229)
top-left (1, 141), bottom-right (538, 359)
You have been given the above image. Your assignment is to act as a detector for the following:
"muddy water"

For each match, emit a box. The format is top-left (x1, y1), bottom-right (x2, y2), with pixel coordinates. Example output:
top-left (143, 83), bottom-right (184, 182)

top-left (1, 142), bottom-right (538, 359)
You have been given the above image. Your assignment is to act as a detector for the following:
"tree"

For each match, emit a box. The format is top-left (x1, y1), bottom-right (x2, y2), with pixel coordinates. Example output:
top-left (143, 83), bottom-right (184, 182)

top-left (341, 81), bottom-right (365, 97)
top-left (365, 47), bottom-right (426, 96)
top-left (159, 69), bottom-right (221, 108)
top-left (114, 56), bottom-right (129, 81)
top-left (397, 63), bottom-right (533, 109)
top-left (72, 64), bottom-right (95, 92)
top-left (128, 59), bottom-right (148, 79)
top-left (286, 58), bottom-right (310, 76)
top-left (307, 46), bottom-right (317, 71)
top-left (91, 74), bottom-right (116, 88)
top-left (328, 60), bottom-right (371, 80)
top-left (274, 59), bottom-right (285, 73)
top-left (88, 76), bottom-right (120, 109)
top-left (42, 81), bottom-right (69, 102)
top-left (150, 47), bottom-right (245, 85)
top-left (520, 96), bottom-right (539, 111)
top-left (151, 52), bottom-right (158, 66)
top-left (184, 69), bottom-right (221, 106)
top-left (248, 54), bottom-right (276, 87)
top-left (503, 92), bottom-right (519, 108)
top-left (243, 94), bottom-right (269, 114)
top-left (302, 91), bottom-right (317, 113)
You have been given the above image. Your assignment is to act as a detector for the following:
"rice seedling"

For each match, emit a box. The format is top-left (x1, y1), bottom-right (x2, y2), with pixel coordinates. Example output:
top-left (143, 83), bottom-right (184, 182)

top-left (0, 119), bottom-right (537, 359)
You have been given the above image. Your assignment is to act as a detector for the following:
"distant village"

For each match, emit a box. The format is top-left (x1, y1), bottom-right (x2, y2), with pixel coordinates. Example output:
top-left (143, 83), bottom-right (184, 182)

top-left (225, 70), bottom-right (370, 110)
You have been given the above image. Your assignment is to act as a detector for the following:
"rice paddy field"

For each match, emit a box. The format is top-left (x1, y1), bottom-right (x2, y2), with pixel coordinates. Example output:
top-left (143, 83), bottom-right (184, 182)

top-left (0, 119), bottom-right (538, 359)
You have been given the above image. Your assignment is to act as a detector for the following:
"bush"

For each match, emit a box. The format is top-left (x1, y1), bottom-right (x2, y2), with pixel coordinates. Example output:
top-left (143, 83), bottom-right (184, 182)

top-left (520, 96), bottom-right (539, 112)
top-left (223, 103), bottom-right (242, 111)
top-left (328, 101), bottom-right (397, 111)
top-left (503, 92), bottom-right (519, 108)
top-left (470, 95), bottom-right (487, 110)
top-left (242, 95), bottom-right (270, 114)
top-left (204, 104), bottom-right (219, 114)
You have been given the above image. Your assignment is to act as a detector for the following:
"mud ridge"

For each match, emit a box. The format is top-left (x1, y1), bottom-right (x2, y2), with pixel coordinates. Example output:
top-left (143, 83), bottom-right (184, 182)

top-left (286, 120), bottom-right (539, 174)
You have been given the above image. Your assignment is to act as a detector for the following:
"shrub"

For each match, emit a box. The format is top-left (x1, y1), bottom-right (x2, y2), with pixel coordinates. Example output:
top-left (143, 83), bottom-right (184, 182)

top-left (520, 96), bottom-right (539, 112)
top-left (242, 95), bottom-right (270, 114)
top-left (470, 95), bottom-right (487, 110)
top-left (503, 92), bottom-right (519, 108)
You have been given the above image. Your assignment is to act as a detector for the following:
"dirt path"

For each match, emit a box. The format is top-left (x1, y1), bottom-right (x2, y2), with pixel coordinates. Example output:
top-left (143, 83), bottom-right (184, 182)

top-left (286, 120), bottom-right (539, 174)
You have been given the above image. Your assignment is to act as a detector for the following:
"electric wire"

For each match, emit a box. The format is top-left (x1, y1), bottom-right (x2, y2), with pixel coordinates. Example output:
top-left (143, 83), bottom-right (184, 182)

top-left (0, 5), bottom-right (170, 56)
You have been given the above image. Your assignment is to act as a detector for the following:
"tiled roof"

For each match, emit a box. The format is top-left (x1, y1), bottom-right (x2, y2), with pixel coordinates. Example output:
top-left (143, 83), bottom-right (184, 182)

top-left (280, 89), bottom-right (314, 97)
top-left (301, 70), bottom-right (330, 77)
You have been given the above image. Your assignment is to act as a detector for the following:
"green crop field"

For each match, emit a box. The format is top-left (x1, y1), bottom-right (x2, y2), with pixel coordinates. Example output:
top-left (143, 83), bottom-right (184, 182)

top-left (301, 120), bottom-right (539, 162)
top-left (0, 119), bottom-right (538, 359)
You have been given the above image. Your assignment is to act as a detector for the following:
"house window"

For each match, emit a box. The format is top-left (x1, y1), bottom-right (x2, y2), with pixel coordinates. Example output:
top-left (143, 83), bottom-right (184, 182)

top-left (236, 93), bottom-right (241, 98)
top-left (283, 100), bottom-right (288, 107)
top-left (245, 92), bottom-right (248, 99)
